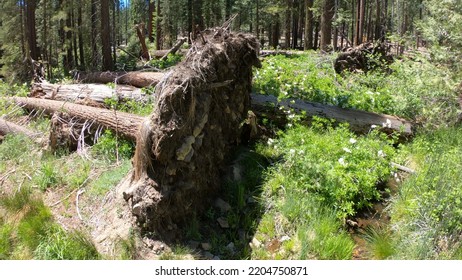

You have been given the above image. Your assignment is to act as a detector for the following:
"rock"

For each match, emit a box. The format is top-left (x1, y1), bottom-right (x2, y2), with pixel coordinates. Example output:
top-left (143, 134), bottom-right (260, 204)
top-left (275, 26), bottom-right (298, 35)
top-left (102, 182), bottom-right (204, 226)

top-left (226, 242), bottom-right (235, 253)
top-left (250, 237), bottom-right (261, 248)
top-left (217, 217), bottom-right (230, 228)
top-left (214, 198), bottom-right (232, 212)
top-left (203, 251), bottom-right (214, 260)
top-left (201, 242), bottom-right (212, 251)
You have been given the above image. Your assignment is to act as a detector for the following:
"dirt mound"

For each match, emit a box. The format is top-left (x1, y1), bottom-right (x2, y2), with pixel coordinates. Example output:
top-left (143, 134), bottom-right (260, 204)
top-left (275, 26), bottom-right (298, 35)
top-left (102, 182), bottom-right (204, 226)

top-left (124, 30), bottom-right (261, 234)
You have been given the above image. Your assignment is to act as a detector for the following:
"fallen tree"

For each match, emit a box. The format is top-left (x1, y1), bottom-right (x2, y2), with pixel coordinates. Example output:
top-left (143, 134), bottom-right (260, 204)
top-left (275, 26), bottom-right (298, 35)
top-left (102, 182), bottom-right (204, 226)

top-left (29, 80), bottom-right (413, 137)
top-left (30, 82), bottom-right (149, 107)
top-left (122, 30), bottom-right (261, 233)
top-left (73, 71), bottom-right (164, 88)
top-left (251, 94), bottom-right (413, 137)
top-left (7, 97), bottom-right (143, 141)
top-left (0, 118), bottom-right (41, 139)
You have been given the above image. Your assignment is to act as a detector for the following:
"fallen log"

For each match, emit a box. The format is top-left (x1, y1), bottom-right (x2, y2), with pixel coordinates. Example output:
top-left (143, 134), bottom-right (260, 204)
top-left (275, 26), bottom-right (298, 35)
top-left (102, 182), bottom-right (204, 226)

top-left (250, 94), bottom-right (413, 137)
top-left (0, 118), bottom-right (41, 139)
top-left (27, 81), bottom-right (413, 137)
top-left (30, 82), bottom-right (150, 107)
top-left (73, 71), bottom-right (164, 88)
top-left (7, 97), bottom-right (144, 140)
top-left (151, 49), bottom-right (189, 59)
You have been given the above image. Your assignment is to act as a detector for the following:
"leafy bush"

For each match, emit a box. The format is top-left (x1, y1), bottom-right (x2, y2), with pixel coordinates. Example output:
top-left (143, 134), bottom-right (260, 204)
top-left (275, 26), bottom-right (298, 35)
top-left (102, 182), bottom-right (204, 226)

top-left (261, 118), bottom-right (395, 219)
top-left (92, 130), bottom-right (134, 162)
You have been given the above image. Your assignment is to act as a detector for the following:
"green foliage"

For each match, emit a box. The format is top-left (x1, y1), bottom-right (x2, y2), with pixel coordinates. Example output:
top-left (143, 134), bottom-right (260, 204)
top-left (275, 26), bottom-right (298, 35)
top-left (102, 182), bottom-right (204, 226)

top-left (88, 160), bottom-right (131, 196)
top-left (34, 161), bottom-right (62, 191)
top-left (34, 227), bottom-right (100, 260)
top-left (261, 119), bottom-right (395, 219)
top-left (389, 128), bottom-right (462, 259)
top-left (148, 54), bottom-right (182, 69)
top-left (0, 134), bottom-right (34, 163)
top-left (92, 130), bottom-right (134, 162)
top-left (363, 226), bottom-right (395, 260)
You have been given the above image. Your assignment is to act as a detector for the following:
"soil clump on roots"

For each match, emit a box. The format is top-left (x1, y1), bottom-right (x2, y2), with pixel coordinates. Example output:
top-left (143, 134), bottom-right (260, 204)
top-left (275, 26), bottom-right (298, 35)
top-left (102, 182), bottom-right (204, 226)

top-left (124, 30), bottom-right (261, 237)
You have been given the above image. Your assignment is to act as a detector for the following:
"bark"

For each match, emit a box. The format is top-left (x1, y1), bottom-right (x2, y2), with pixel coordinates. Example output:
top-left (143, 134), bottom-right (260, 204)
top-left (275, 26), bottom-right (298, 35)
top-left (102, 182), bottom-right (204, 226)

top-left (74, 71), bottom-right (164, 88)
top-left (148, 0), bottom-right (155, 43)
top-left (160, 38), bottom-right (187, 60)
top-left (250, 94), bottom-right (413, 137)
top-left (156, 0), bottom-right (162, 50)
top-left (0, 119), bottom-right (40, 139)
top-left (8, 97), bottom-right (143, 140)
top-left (25, 0), bottom-right (40, 60)
top-left (91, 0), bottom-right (98, 67)
top-left (304, 0), bottom-right (314, 50)
top-left (320, 0), bottom-right (335, 51)
top-left (101, 0), bottom-right (113, 71)
top-left (29, 82), bottom-right (148, 107)
top-left (135, 23), bottom-right (150, 60)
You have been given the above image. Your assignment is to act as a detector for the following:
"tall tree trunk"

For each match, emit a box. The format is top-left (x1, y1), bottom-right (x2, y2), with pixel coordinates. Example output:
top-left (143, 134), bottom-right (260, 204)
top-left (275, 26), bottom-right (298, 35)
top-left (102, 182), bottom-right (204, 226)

top-left (314, 18), bottom-right (319, 49)
top-left (20, 0), bottom-right (26, 58)
top-left (320, 0), bottom-right (335, 51)
top-left (304, 0), bottom-right (314, 50)
top-left (101, 0), bottom-right (113, 71)
top-left (71, 1), bottom-right (79, 68)
top-left (25, 0), bottom-right (40, 60)
top-left (285, 0), bottom-right (292, 49)
top-left (91, 0), bottom-right (98, 68)
top-left (358, 0), bottom-right (365, 44)
top-left (256, 0), bottom-right (260, 39)
top-left (148, 0), bottom-right (155, 43)
top-left (156, 0), bottom-right (162, 50)
top-left (271, 14), bottom-right (281, 49)
top-left (78, 5), bottom-right (85, 69)
top-left (374, 0), bottom-right (381, 40)
top-left (112, 0), bottom-right (117, 66)
top-left (291, 0), bottom-right (299, 49)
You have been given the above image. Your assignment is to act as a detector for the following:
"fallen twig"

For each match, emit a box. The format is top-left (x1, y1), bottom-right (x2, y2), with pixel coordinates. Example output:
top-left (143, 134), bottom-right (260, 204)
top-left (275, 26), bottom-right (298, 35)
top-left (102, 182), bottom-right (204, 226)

top-left (76, 188), bottom-right (85, 221)
top-left (391, 162), bottom-right (416, 174)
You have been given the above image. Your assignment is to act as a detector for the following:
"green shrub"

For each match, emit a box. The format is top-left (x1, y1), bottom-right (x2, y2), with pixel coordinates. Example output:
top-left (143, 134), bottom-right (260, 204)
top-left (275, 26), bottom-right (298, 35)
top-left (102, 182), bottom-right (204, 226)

top-left (92, 130), bottom-right (134, 162)
top-left (262, 119), bottom-right (395, 219)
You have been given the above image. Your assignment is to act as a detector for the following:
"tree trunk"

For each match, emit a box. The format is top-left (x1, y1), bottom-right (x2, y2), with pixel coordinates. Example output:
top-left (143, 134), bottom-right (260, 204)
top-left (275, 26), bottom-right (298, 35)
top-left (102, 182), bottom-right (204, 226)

top-left (74, 71), bottom-right (164, 88)
top-left (29, 82), bottom-right (148, 106)
top-left (161, 38), bottom-right (187, 60)
top-left (135, 23), bottom-right (150, 60)
top-left (101, 0), bottom-right (113, 71)
top-left (320, 0), bottom-right (335, 51)
top-left (25, 0), bottom-right (40, 60)
top-left (91, 0), bottom-right (98, 68)
top-left (148, 0), bottom-right (155, 43)
top-left (78, 5), bottom-right (85, 69)
top-left (0, 118), bottom-right (41, 139)
top-left (291, 0), bottom-right (299, 49)
top-left (156, 0), bottom-right (162, 50)
top-left (304, 0), bottom-right (314, 50)
top-left (358, 0), bottom-right (366, 44)
top-left (8, 97), bottom-right (143, 140)
top-left (250, 94), bottom-right (413, 137)
top-left (285, 0), bottom-right (292, 49)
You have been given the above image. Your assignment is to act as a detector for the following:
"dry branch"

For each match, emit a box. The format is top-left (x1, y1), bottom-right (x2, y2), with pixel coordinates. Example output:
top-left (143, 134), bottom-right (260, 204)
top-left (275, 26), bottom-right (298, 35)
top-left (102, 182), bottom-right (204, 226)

top-left (74, 71), bottom-right (164, 88)
top-left (161, 38), bottom-right (187, 60)
top-left (8, 97), bottom-right (144, 140)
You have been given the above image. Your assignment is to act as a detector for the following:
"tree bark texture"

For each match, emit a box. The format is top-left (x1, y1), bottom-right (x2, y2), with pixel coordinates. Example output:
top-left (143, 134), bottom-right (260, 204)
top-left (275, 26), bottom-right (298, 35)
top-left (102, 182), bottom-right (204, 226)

top-left (8, 97), bottom-right (143, 141)
top-left (0, 118), bottom-right (41, 139)
top-left (74, 71), bottom-right (164, 88)
top-left (320, 0), bottom-right (335, 51)
top-left (101, 0), bottom-right (113, 71)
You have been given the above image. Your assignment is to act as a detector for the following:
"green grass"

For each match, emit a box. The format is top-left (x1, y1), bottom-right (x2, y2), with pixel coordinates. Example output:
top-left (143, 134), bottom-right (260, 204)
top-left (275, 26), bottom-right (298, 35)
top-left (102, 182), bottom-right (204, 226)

top-left (88, 160), bottom-right (131, 196)
top-left (363, 226), bottom-right (395, 259)
top-left (389, 127), bottom-right (462, 259)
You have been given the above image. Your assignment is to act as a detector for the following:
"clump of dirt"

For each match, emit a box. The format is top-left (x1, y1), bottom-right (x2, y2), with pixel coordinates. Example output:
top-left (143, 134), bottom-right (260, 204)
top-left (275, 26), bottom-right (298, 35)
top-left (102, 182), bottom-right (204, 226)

top-left (125, 30), bottom-right (261, 235)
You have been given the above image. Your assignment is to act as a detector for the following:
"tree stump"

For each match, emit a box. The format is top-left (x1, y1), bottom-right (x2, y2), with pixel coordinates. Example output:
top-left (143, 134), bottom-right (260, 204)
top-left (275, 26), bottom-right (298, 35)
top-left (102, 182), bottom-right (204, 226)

top-left (125, 30), bottom-right (261, 233)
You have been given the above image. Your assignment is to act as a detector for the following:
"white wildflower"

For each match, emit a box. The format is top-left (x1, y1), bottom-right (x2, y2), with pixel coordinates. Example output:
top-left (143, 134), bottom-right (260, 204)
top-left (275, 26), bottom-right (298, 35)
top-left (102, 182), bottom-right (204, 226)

top-left (343, 147), bottom-right (352, 153)
top-left (267, 138), bottom-right (275, 145)
top-left (338, 157), bottom-right (346, 166)
top-left (382, 119), bottom-right (392, 128)
top-left (289, 149), bottom-right (296, 155)
top-left (349, 138), bottom-right (357, 144)
top-left (378, 150), bottom-right (386, 157)
top-left (371, 124), bottom-right (378, 129)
